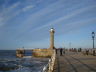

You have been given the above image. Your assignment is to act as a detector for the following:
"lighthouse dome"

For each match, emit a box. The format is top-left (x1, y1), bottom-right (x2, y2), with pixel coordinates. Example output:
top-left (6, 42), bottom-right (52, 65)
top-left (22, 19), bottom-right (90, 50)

top-left (50, 28), bottom-right (55, 32)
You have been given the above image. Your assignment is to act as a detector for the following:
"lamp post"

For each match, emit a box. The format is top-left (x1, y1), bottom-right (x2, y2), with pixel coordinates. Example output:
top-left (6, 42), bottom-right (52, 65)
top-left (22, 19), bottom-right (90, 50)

top-left (92, 32), bottom-right (95, 49)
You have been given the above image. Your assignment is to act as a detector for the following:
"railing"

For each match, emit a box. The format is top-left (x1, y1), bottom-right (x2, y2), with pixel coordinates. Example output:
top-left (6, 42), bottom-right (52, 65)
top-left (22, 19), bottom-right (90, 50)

top-left (42, 50), bottom-right (56, 72)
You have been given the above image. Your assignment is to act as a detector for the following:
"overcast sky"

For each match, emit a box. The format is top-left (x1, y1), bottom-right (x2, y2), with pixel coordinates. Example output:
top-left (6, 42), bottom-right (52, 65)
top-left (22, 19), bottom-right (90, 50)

top-left (0, 0), bottom-right (96, 49)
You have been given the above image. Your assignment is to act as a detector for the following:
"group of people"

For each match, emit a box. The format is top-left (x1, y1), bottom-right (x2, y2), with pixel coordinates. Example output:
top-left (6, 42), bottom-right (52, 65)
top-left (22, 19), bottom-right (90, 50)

top-left (55, 48), bottom-right (65, 56)
top-left (55, 48), bottom-right (96, 56)
top-left (86, 50), bottom-right (95, 56)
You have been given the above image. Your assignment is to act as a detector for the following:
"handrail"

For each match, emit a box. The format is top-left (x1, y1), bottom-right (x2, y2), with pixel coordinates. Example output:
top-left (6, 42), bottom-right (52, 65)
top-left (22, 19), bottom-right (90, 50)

top-left (42, 50), bottom-right (56, 72)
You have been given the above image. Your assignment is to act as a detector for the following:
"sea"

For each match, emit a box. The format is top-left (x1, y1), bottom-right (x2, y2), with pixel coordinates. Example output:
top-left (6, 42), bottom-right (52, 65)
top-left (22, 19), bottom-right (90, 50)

top-left (0, 50), bottom-right (49, 72)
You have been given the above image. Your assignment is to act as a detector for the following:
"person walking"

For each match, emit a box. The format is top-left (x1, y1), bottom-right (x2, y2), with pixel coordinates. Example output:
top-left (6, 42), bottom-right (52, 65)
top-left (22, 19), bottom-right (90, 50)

top-left (60, 48), bottom-right (63, 56)
top-left (93, 50), bottom-right (95, 56)
top-left (63, 50), bottom-right (65, 54)
top-left (55, 48), bottom-right (57, 54)
top-left (86, 50), bottom-right (89, 55)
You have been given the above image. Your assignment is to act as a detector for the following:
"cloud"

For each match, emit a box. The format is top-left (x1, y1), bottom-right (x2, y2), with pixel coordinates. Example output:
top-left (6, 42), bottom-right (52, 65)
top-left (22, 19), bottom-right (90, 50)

top-left (31, 17), bottom-right (96, 34)
top-left (36, 0), bottom-right (43, 3)
top-left (18, 1), bottom-right (96, 36)
top-left (29, 5), bottom-right (96, 32)
top-left (12, 4), bottom-right (35, 17)
top-left (0, 2), bottom-right (34, 27)
top-left (22, 5), bottom-right (35, 12)
top-left (50, 5), bottom-right (96, 26)
top-left (64, 18), bottom-right (96, 31)
top-left (1, 2), bottom-right (20, 15)
top-left (14, 3), bottom-right (96, 40)
top-left (15, 1), bottom-right (84, 33)
top-left (0, 17), bottom-right (3, 22)
top-left (0, 2), bottom-right (21, 27)
top-left (7, 2), bottom-right (20, 10)
top-left (0, 17), bottom-right (4, 26)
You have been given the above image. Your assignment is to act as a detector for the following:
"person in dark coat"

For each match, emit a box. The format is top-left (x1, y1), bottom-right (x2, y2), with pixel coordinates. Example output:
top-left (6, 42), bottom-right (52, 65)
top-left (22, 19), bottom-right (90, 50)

top-left (86, 50), bottom-right (89, 55)
top-left (60, 48), bottom-right (63, 56)
top-left (55, 48), bottom-right (57, 54)
top-left (93, 50), bottom-right (95, 56)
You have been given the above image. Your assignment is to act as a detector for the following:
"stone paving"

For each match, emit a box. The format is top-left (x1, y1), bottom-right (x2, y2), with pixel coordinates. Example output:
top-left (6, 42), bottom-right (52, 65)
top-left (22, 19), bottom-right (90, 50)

top-left (53, 51), bottom-right (96, 72)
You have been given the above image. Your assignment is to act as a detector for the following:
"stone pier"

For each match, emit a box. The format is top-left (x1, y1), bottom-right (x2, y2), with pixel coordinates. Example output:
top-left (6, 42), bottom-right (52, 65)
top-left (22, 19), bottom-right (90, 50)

top-left (16, 48), bottom-right (25, 58)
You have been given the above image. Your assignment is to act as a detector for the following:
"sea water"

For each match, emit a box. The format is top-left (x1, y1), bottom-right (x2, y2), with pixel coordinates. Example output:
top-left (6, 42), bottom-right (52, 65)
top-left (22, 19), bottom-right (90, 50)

top-left (0, 50), bottom-right (49, 72)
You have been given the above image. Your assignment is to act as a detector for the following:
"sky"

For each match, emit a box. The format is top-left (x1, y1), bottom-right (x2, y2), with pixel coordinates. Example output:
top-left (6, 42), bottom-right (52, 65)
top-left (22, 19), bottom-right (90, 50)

top-left (0, 0), bottom-right (96, 50)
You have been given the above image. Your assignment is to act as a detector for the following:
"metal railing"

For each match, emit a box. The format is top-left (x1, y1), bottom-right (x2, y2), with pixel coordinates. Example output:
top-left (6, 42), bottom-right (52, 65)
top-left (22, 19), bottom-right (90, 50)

top-left (42, 50), bottom-right (56, 72)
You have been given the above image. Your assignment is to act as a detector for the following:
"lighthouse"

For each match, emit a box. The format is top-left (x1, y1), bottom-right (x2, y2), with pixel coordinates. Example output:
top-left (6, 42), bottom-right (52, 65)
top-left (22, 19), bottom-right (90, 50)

top-left (49, 28), bottom-right (55, 49)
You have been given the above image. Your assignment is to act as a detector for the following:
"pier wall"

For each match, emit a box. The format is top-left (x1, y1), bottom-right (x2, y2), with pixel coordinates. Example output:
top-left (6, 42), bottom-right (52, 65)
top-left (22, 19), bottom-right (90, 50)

top-left (42, 50), bottom-right (56, 72)
top-left (16, 48), bottom-right (54, 58)
top-left (32, 49), bottom-right (53, 57)
top-left (16, 49), bottom-right (25, 57)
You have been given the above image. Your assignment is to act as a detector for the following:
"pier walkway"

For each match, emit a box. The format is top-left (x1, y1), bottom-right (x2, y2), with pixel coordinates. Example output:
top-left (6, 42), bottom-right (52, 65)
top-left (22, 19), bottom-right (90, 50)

top-left (53, 51), bottom-right (96, 72)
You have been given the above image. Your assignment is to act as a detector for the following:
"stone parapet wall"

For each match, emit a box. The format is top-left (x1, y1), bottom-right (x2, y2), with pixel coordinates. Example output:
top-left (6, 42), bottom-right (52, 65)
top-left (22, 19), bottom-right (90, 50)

top-left (16, 49), bottom-right (25, 58)
top-left (32, 49), bottom-right (53, 57)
